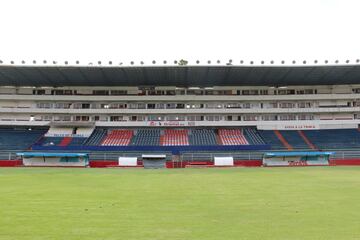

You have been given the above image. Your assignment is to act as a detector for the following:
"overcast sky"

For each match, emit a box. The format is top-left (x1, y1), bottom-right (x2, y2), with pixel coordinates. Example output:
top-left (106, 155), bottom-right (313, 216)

top-left (0, 0), bottom-right (359, 65)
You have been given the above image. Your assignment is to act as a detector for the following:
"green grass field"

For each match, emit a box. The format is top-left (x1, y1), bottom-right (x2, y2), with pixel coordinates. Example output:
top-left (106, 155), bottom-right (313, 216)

top-left (1, 167), bottom-right (360, 240)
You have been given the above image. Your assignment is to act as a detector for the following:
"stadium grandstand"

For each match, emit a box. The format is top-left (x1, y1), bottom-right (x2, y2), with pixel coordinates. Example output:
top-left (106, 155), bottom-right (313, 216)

top-left (1, 60), bottom-right (360, 167)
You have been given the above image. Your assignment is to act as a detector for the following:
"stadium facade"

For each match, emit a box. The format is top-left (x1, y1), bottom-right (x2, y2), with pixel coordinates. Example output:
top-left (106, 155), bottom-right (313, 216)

top-left (1, 60), bottom-right (360, 167)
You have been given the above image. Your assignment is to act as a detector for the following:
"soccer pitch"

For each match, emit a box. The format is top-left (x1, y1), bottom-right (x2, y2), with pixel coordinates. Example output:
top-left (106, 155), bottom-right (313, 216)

top-left (0, 167), bottom-right (360, 240)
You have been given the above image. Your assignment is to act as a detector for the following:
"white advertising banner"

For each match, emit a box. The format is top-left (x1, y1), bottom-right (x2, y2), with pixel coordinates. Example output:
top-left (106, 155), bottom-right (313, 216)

top-left (214, 157), bottom-right (234, 166)
top-left (118, 157), bottom-right (138, 166)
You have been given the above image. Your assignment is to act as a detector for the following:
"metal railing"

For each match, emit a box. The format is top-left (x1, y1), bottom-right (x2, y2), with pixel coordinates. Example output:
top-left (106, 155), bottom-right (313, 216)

top-left (2, 149), bottom-right (360, 162)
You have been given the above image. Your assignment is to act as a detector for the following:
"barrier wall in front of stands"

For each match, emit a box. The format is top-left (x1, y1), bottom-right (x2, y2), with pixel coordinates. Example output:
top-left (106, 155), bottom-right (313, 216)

top-left (2, 158), bottom-right (360, 167)
top-left (32, 144), bottom-right (270, 154)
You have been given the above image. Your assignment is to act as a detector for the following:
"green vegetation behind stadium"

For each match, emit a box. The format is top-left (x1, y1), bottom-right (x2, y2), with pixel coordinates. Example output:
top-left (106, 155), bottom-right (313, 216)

top-left (0, 167), bottom-right (359, 240)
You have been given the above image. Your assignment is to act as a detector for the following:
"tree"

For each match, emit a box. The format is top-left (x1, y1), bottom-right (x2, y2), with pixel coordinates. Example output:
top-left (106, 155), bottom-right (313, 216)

top-left (178, 59), bottom-right (188, 66)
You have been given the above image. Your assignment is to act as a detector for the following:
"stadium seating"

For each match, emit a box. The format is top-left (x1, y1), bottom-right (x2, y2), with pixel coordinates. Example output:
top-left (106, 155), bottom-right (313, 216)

top-left (160, 129), bottom-right (189, 146)
top-left (303, 129), bottom-right (360, 149)
top-left (0, 128), bottom-right (47, 150)
top-left (279, 131), bottom-right (309, 149)
top-left (84, 128), bottom-right (107, 146)
top-left (297, 130), bottom-right (316, 150)
top-left (59, 137), bottom-right (72, 146)
top-left (258, 129), bottom-right (360, 150)
top-left (101, 129), bottom-right (134, 146)
top-left (189, 129), bottom-right (217, 145)
top-left (7, 126), bottom-right (360, 151)
top-left (131, 129), bottom-right (160, 146)
top-left (40, 137), bottom-right (63, 146)
top-left (67, 137), bottom-right (87, 146)
top-left (259, 130), bottom-right (287, 150)
top-left (218, 129), bottom-right (248, 145)
top-left (243, 128), bottom-right (265, 145)
top-left (40, 136), bottom-right (87, 146)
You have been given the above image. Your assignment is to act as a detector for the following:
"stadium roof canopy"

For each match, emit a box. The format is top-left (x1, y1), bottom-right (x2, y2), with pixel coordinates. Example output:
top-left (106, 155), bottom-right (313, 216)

top-left (1, 64), bottom-right (360, 87)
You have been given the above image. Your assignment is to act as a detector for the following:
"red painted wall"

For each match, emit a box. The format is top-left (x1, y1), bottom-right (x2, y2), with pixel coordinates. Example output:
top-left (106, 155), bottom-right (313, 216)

top-left (0, 160), bottom-right (23, 167)
top-left (330, 159), bottom-right (360, 166)
top-left (2, 159), bottom-right (360, 168)
top-left (166, 160), bottom-right (262, 168)
top-left (89, 161), bottom-right (118, 168)
top-left (234, 160), bottom-right (262, 167)
top-left (89, 160), bottom-right (144, 168)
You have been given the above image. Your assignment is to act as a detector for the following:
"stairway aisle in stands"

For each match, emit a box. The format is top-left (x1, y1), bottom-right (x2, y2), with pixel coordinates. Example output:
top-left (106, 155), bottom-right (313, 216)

top-left (59, 137), bottom-right (72, 146)
top-left (280, 131), bottom-right (309, 150)
top-left (274, 130), bottom-right (293, 150)
top-left (297, 130), bottom-right (316, 149)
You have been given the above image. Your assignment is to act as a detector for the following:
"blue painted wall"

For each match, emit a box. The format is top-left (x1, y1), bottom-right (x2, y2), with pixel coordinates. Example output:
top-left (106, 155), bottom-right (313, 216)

top-left (32, 144), bottom-right (271, 154)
